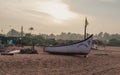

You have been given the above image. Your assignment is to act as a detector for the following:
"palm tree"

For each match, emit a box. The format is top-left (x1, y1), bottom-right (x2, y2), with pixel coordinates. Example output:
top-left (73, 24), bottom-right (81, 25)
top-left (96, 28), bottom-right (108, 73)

top-left (29, 27), bottom-right (35, 50)
top-left (29, 27), bottom-right (34, 34)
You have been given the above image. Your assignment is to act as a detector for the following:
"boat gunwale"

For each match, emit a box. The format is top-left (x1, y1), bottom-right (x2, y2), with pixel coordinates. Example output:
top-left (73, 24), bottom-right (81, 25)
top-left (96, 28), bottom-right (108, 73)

top-left (44, 34), bottom-right (93, 47)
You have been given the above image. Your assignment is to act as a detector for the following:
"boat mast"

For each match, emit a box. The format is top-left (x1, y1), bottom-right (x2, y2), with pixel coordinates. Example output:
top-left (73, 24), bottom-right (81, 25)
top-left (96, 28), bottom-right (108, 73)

top-left (84, 17), bottom-right (88, 40)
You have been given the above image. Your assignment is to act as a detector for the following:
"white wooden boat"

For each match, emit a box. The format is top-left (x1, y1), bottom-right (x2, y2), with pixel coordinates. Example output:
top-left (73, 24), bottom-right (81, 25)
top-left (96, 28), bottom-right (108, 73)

top-left (44, 35), bottom-right (93, 56)
top-left (9, 50), bottom-right (20, 54)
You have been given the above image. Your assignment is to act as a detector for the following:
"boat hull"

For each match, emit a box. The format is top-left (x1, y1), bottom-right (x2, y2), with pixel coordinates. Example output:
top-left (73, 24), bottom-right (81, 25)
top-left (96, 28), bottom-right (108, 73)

top-left (44, 35), bottom-right (93, 55)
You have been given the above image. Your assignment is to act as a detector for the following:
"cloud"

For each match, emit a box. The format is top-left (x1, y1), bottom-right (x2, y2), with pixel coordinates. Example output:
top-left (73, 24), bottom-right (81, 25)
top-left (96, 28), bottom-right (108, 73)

top-left (0, 0), bottom-right (96, 34)
top-left (97, 0), bottom-right (117, 2)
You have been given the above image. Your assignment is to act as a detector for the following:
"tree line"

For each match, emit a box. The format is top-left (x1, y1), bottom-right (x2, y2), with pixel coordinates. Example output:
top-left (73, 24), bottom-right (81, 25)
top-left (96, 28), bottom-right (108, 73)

top-left (0, 30), bottom-right (120, 46)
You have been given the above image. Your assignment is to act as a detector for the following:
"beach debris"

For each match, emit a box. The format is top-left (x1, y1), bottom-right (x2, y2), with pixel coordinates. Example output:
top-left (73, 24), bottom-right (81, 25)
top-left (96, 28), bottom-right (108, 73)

top-left (20, 48), bottom-right (38, 54)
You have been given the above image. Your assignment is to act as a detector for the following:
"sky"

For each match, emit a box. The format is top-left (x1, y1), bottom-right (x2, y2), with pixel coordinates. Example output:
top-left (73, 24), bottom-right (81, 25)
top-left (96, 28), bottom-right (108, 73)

top-left (0, 0), bottom-right (120, 34)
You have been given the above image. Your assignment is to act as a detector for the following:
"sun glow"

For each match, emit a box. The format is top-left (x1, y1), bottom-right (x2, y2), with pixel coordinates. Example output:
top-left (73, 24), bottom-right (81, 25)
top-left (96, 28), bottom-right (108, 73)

top-left (37, 1), bottom-right (77, 22)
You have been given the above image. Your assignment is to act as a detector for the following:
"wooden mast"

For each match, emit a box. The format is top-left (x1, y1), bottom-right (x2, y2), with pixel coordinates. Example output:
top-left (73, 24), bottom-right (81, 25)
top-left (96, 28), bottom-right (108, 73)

top-left (84, 17), bottom-right (88, 39)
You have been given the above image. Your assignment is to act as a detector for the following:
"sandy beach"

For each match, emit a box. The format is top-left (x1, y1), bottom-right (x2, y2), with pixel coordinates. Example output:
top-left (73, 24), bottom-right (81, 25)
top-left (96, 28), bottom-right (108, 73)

top-left (0, 46), bottom-right (120, 75)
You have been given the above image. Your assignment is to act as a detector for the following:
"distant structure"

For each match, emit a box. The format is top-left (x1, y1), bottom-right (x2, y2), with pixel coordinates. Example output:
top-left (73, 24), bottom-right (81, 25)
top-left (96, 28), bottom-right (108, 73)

top-left (21, 26), bottom-right (24, 37)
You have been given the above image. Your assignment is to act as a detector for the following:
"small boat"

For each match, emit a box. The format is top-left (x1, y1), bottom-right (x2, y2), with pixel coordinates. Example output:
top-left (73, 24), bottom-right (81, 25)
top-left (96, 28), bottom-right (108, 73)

top-left (44, 35), bottom-right (93, 57)
top-left (9, 50), bottom-right (20, 54)
top-left (1, 49), bottom-right (20, 55)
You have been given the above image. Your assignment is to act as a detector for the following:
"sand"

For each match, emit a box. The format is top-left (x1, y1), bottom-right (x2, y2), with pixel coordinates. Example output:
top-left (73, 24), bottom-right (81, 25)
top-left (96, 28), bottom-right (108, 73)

top-left (0, 46), bottom-right (120, 75)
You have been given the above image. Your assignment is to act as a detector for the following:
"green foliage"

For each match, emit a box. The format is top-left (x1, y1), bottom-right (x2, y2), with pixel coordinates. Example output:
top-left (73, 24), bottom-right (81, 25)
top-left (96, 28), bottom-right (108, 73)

top-left (0, 34), bottom-right (5, 37)
top-left (21, 34), bottom-right (77, 46)
top-left (22, 34), bottom-right (48, 46)
top-left (108, 38), bottom-right (120, 46)
top-left (1, 31), bottom-right (120, 46)
top-left (93, 40), bottom-right (106, 46)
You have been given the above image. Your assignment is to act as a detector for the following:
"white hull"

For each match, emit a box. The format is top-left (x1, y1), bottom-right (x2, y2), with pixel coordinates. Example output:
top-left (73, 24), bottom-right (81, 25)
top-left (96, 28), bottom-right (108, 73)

top-left (44, 35), bottom-right (93, 55)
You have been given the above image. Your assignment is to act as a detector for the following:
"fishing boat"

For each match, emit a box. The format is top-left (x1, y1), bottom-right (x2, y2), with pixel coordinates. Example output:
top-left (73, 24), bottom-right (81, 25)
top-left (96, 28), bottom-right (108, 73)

top-left (44, 34), bottom-right (93, 57)
top-left (44, 17), bottom-right (93, 57)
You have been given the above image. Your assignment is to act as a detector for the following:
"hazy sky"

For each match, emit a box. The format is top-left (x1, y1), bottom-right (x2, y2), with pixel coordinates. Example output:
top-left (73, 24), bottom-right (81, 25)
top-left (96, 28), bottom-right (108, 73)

top-left (0, 0), bottom-right (120, 34)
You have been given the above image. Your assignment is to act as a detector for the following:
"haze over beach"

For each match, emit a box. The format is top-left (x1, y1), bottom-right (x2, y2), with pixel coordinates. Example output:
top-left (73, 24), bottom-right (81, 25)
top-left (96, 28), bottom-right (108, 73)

top-left (0, 0), bottom-right (120, 34)
top-left (0, 1), bottom-right (120, 75)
